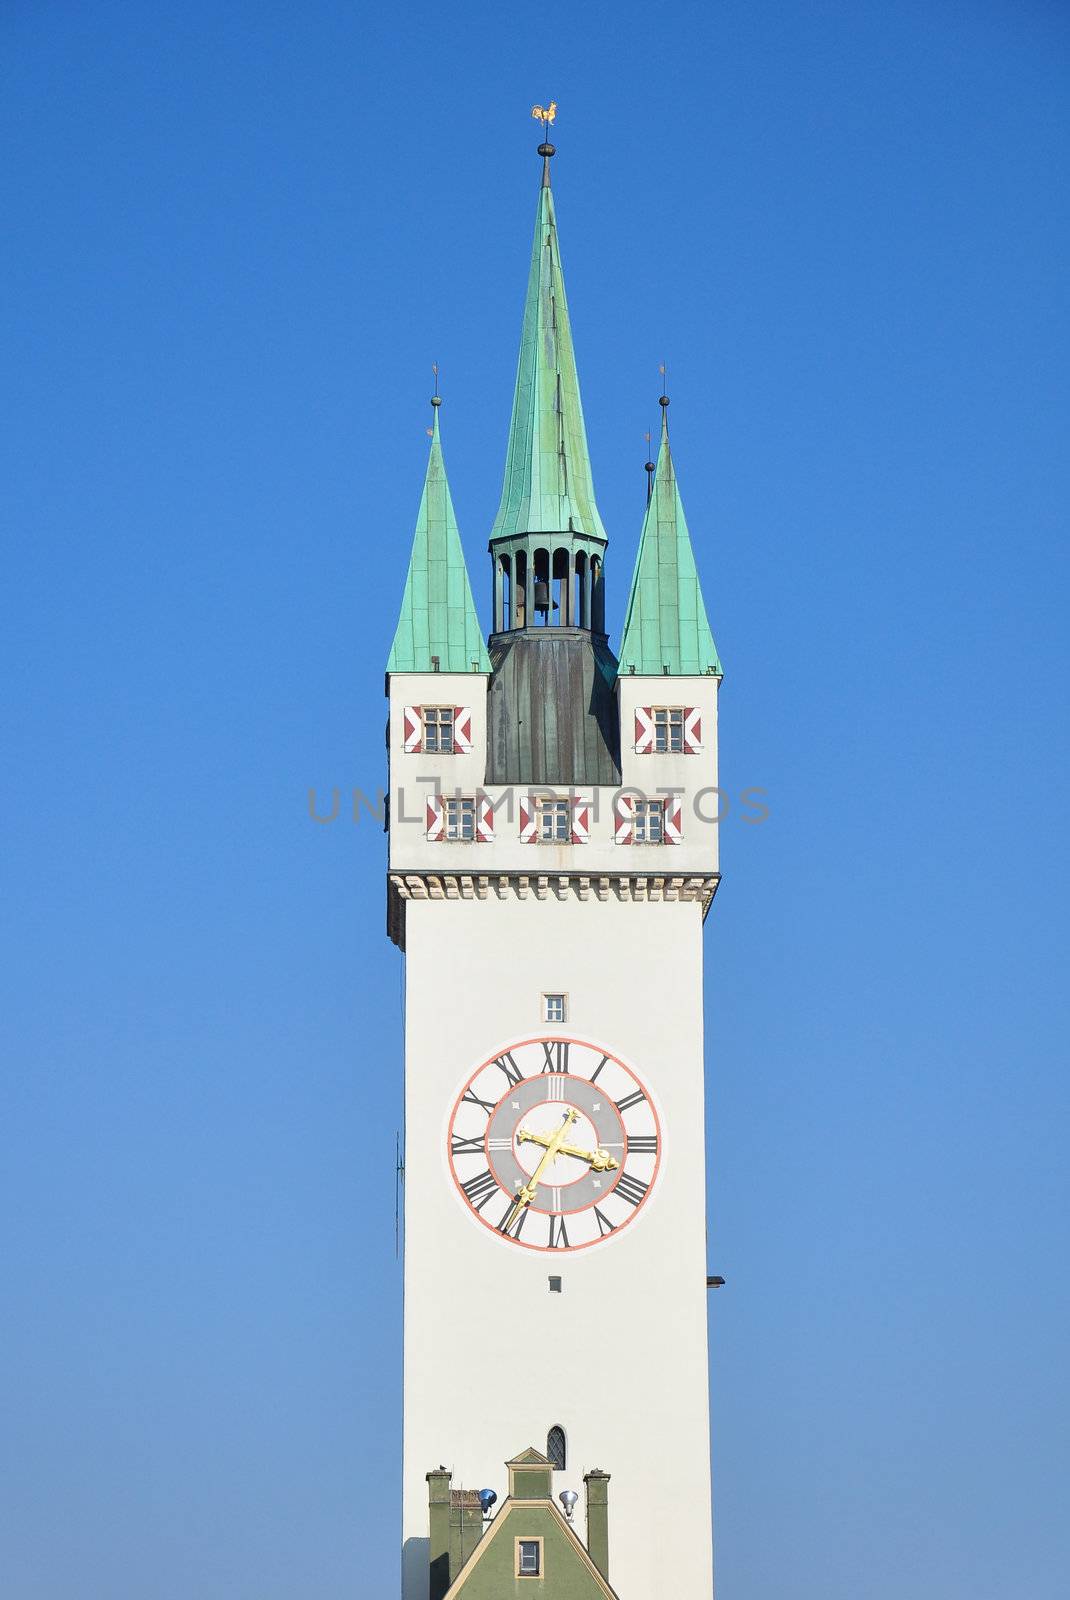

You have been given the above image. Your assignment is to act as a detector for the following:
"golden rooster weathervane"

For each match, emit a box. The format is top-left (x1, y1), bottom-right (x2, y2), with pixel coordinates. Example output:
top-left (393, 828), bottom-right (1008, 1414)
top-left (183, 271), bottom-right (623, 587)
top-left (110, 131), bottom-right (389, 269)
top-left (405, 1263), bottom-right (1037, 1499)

top-left (531, 100), bottom-right (557, 127)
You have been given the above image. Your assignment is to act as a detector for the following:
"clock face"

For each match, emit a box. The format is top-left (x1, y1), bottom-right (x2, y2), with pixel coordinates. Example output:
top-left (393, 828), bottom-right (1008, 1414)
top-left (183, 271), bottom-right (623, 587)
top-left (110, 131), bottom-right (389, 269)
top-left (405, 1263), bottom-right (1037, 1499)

top-left (446, 1037), bottom-right (661, 1252)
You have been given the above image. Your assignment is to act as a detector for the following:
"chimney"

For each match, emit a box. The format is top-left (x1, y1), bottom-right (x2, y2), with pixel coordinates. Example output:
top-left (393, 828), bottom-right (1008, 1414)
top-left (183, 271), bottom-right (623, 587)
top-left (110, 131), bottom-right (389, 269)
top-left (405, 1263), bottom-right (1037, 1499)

top-left (426, 1469), bottom-right (486, 1598)
top-left (426, 1468), bottom-right (451, 1600)
top-left (583, 1467), bottom-right (610, 1580)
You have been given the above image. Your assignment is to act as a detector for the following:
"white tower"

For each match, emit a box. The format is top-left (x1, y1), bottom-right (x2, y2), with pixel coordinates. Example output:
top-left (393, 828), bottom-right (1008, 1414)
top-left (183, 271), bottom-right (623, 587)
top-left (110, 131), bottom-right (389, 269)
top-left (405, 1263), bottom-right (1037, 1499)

top-left (386, 138), bottom-right (723, 1599)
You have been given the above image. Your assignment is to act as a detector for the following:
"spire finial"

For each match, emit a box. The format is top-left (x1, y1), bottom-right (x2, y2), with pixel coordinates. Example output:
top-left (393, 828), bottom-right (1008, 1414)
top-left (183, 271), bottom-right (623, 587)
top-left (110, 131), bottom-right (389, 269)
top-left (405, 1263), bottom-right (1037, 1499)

top-left (644, 430), bottom-right (656, 505)
top-left (427, 362), bottom-right (441, 436)
top-left (531, 99), bottom-right (557, 186)
top-left (658, 363), bottom-right (670, 438)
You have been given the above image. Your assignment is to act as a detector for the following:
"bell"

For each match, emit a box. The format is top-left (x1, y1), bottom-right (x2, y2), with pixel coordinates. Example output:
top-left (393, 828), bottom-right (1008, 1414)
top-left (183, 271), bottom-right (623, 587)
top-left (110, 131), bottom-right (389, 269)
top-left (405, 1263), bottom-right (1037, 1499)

top-left (533, 580), bottom-right (558, 614)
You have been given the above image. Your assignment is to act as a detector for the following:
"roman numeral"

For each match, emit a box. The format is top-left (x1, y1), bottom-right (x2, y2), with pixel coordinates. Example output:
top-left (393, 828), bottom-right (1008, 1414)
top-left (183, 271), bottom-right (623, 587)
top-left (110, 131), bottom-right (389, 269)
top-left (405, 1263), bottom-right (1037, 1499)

top-left (589, 1055), bottom-right (609, 1084)
top-left (497, 1201), bottom-right (528, 1238)
top-left (548, 1213), bottom-right (570, 1249)
top-left (462, 1088), bottom-right (496, 1115)
top-left (628, 1135), bottom-right (658, 1154)
top-left (493, 1052), bottom-right (525, 1088)
top-left (541, 1040), bottom-right (569, 1074)
top-left (614, 1172), bottom-right (649, 1208)
top-left (450, 1133), bottom-right (485, 1156)
top-left (614, 1088), bottom-right (646, 1114)
top-left (460, 1169), bottom-right (499, 1211)
top-left (593, 1207), bottom-right (616, 1237)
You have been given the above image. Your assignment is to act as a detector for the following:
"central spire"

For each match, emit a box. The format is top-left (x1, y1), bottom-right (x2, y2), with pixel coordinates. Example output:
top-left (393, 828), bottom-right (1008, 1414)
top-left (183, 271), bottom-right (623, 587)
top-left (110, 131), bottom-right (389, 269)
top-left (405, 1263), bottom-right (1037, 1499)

top-left (489, 138), bottom-right (606, 543)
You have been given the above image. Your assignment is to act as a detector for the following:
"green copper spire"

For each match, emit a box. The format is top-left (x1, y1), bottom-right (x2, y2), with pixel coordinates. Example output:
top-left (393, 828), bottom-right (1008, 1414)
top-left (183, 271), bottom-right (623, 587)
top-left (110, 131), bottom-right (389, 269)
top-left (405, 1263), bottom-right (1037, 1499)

top-left (618, 403), bottom-right (722, 677)
top-left (387, 402), bottom-right (491, 674)
top-left (490, 145), bottom-right (606, 541)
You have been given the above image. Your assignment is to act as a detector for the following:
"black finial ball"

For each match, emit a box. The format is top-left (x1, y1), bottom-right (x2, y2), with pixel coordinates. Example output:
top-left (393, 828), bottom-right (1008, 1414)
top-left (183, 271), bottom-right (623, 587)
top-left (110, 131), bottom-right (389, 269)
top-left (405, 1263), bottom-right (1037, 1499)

top-left (659, 394), bottom-right (670, 408)
top-left (430, 394), bottom-right (442, 407)
top-left (645, 461), bottom-right (656, 473)
top-left (538, 142), bottom-right (556, 158)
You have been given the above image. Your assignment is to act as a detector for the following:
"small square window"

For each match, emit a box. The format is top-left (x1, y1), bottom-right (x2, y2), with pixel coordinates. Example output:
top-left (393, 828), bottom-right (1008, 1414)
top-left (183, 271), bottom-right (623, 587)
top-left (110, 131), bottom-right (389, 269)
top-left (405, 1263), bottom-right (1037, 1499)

top-left (443, 796), bottom-right (476, 841)
top-left (423, 707), bottom-right (454, 754)
top-left (653, 707), bottom-right (685, 753)
top-left (634, 799), bottom-right (665, 843)
top-left (543, 993), bottom-right (567, 1023)
top-left (518, 1539), bottom-right (541, 1577)
top-left (537, 797), bottom-right (571, 842)
top-left (548, 1275), bottom-right (562, 1293)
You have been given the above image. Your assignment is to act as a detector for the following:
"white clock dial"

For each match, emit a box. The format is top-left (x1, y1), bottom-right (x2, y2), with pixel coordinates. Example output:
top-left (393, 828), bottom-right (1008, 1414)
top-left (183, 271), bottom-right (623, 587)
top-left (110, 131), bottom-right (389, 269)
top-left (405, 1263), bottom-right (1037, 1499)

top-left (446, 1037), bottom-right (661, 1252)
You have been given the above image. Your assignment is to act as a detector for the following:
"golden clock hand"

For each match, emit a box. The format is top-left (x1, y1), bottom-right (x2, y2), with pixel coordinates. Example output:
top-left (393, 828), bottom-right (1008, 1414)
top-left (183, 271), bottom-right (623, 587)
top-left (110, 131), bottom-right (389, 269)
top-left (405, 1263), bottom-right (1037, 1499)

top-left (516, 1128), bottom-right (619, 1172)
top-left (502, 1110), bottom-right (579, 1230)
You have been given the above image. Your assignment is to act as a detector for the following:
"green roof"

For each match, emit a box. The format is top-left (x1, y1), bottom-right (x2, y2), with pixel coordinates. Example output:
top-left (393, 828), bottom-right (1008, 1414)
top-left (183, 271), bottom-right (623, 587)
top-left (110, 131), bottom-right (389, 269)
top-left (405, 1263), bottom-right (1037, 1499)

top-left (490, 156), bottom-right (606, 541)
top-left (387, 408), bottom-right (491, 674)
top-left (618, 415), bottom-right (722, 676)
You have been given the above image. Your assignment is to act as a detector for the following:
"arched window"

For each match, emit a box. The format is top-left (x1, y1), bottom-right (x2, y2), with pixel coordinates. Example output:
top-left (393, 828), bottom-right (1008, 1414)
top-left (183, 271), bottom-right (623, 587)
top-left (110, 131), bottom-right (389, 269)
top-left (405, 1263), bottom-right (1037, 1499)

top-left (547, 1425), bottom-right (566, 1471)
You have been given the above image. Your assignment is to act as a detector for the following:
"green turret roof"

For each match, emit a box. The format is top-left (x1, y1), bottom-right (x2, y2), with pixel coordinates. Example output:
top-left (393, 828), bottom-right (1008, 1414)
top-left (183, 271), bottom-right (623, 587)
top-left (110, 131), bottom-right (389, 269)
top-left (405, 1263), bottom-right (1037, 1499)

top-left (490, 153), bottom-right (606, 542)
top-left (387, 408), bottom-right (491, 674)
top-left (618, 412), bottom-right (722, 677)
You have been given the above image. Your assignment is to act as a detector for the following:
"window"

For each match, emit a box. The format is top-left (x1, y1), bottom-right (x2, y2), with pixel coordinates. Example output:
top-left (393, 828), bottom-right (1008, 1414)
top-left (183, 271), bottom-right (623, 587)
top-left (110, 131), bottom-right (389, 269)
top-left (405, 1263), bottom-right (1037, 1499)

top-left (537, 797), bottom-right (571, 842)
top-left (548, 1275), bottom-right (562, 1294)
top-left (634, 799), bottom-right (665, 843)
top-left (543, 994), bottom-right (567, 1024)
top-left (423, 706), bottom-right (454, 754)
top-left (653, 707), bottom-right (685, 752)
top-left (443, 796), bottom-right (476, 841)
top-left (517, 1539), bottom-right (542, 1577)
top-left (547, 1425), bottom-right (566, 1470)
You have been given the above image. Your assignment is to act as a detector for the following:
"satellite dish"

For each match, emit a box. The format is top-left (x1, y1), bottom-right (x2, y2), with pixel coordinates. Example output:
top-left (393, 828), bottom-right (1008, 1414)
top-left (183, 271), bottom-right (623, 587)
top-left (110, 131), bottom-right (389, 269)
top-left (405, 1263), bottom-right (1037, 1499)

top-left (478, 1488), bottom-right (498, 1518)
top-left (559, 1488), bottom-right (579, 1520)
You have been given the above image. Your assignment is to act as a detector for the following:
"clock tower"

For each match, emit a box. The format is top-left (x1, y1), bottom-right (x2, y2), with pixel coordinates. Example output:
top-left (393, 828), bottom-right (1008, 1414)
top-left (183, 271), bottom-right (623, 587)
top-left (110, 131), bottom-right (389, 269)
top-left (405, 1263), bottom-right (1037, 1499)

top-left (386, 134), bottom-right (722, 1599)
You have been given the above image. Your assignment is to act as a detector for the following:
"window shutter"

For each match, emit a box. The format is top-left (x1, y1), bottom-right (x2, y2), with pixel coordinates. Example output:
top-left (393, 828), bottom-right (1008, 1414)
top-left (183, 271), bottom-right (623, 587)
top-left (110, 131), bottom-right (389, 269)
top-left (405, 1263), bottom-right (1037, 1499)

top-left (683, 708), bottom-right (702, 755)
top-left (453, 706), bottom-right (473, 754)
top-left (476, 795), bottom-right (495, 843)
top-left (519, 795), bottom-right (538, 843)
top-left (614, 794), bottom-right (635, 844)
top-left (634, 707), bottom-right (655, 754)
top-left (570, 797), bottom-right (591, 844)
top-left (425, 793), bottom-right (444, 840)
top-left (664, 795), bottom-right (683, 843)
top-left (403, 706), bottom-right (422, 754)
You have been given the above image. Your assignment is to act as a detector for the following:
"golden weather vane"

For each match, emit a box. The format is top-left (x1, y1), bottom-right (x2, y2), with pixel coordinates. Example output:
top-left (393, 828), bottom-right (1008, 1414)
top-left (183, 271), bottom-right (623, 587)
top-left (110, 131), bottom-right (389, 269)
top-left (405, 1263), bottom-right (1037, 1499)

top-left (531, 100), bottom-right (558, 127)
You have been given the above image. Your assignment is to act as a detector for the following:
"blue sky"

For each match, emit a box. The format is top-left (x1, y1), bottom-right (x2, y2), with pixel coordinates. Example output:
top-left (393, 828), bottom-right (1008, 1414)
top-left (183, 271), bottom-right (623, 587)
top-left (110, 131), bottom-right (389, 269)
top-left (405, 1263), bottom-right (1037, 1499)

top-left (2, 1), bottom-right (1068, 1596)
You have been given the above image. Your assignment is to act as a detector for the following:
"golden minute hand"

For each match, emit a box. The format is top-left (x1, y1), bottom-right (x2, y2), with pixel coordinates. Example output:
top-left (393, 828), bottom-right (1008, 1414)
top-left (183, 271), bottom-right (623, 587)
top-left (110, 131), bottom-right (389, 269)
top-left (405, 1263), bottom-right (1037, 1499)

top-left (502, 1110), bottom-right (580, 1230)
top-left (517, 1128), bottom-right (619, 1172)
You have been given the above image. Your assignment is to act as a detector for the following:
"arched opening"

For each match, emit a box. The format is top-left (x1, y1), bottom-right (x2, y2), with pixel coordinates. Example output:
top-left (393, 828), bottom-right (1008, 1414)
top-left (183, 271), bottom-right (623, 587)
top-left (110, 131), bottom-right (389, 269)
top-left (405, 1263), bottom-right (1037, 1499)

top-left (552, 547), bottom-right (570, 624)
top-left (574, 551), bottom-right (588, 628)
top-left (515, 549), bottom-right (528, 628)
top-left (532, 547), bottom-right (553, 625)
top-left (497, 553), bottom-right (511, 633)
top-left (591, 556), bottom-right (605, 633)
top-left (547, 1425), bottom-right (566, 1470)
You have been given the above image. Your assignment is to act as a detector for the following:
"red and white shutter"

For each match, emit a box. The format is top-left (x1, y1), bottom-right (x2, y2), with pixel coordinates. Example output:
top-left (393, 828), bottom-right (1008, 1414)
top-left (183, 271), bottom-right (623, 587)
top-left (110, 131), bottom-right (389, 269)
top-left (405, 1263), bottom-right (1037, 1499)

top-left (453, 706), bottom-right (473, 754)
top-left (634, 707), bottom-right (655, 754)
top-left (519, 795), bottom-right (538, 843)
top-left (403, 706), bottom-right (423, 754)
top-left (664, 794), bottom-right (683, 843)
top-left (683, 707), bottom-right (702, 755)
top-left (614, 794), bottom-right (636, 844)
top-left (425, 793), bottom-right (444, 840)
top-left (570, 796), bottom-right (591, 844)
top-left (476, 794), bottom-right (495, 843)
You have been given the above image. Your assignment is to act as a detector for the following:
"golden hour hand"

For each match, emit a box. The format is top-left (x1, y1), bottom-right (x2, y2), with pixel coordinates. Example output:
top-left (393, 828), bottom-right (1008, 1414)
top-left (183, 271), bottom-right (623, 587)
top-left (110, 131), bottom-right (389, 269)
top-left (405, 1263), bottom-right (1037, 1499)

top-left (516, 1127), bottom-right (620, 1173)
top-left (501, 1110), bottom-right (579, 1231)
